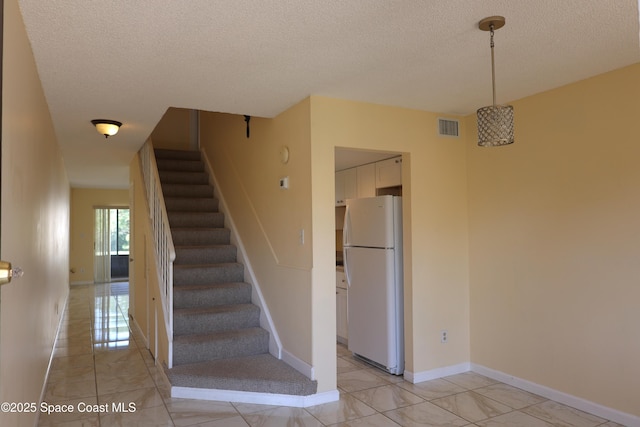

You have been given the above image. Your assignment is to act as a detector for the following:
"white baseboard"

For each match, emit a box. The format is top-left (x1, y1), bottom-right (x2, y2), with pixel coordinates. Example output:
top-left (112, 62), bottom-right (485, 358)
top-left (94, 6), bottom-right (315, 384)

top-left (70, 280), bottom-right (93, 286)
top-left (171, 387), bottom-right (339, 408)
top-left (404, 362), bottom-right (470, 384)
top-left (281, 349), bottom-right (315, 380)
top-left (471, 363), bottom-right (640, 427)
top-left (129, 315), bottom-right (149, 349)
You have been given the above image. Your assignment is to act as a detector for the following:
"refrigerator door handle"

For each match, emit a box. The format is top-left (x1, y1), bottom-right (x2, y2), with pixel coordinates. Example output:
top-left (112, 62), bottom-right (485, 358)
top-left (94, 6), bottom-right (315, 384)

top-left (343, 204), bottom-right (351, 287)
top-left (343, 204), bottom-right (351, 247)
top-left (343, 247), bottom-right (351, 287)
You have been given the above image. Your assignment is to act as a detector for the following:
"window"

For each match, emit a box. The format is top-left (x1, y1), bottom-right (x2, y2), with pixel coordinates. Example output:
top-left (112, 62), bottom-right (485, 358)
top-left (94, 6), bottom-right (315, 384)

top-left (109, 208), bottom-right (130, 255)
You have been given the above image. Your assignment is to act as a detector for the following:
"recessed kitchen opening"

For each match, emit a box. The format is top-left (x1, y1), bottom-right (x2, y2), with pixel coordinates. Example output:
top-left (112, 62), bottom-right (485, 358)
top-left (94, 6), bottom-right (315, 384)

top-left (334, 147), bottom-right (404, 375)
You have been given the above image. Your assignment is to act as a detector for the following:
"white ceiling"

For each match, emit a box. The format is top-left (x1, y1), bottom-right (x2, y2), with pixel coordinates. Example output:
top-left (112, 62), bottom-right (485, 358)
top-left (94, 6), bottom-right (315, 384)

top-left (17, 0), bottom-right (640, 188)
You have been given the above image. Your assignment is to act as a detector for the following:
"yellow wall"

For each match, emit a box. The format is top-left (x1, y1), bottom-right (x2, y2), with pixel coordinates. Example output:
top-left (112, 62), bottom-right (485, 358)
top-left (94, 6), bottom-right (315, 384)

top-left (467, 63), bottom-right (640, 416)
top-left (310, 97), bottom-right (470, 382)
top-left (199, 102), bottom-right (315, 376)
top-left (199, 98), bottom-right (470, 392)
top-left (69, 188), bottom-right (129, 284)
top-left (0, 0), bottom-right (71, 425)
top-left (151, 107), bottom-right (192, 151)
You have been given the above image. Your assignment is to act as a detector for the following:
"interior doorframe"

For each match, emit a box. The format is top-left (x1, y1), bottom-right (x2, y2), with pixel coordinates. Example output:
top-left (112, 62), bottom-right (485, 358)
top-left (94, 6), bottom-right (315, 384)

top-left (0, 0), bottom-right (5, 376)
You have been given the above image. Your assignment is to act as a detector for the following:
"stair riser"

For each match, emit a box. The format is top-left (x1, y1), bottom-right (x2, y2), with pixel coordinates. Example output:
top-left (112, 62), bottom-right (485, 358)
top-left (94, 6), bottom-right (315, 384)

top-left (174, 308), bottom-right (260, 336)
top-left (173, 284), bottom-right (251, 309)
top-left (174, 246), bottom-right (236, 265)
top-left (156, 158), bottom-right (204, 172)
top-left (173, 264), bottom-right (244, 285)
top-left (155, 149), bottom-right (201, 161)
top-left (165, 198), bottom-right (219, 212)
top-left (172, 229), bottom-right (230, 246)
top-left (172, 332), bottom-right (269, 366)
top-left (159, 171), bottom-right (209, 185)
top-left (162, 184), bottom-right (214, 198)
top-left (169, 212), bottom-right (225, 228)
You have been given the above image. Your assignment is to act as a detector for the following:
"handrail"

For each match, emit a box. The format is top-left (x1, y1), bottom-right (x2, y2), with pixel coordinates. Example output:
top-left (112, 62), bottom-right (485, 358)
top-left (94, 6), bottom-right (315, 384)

top-left (140, 138), bottom-right (175, 368)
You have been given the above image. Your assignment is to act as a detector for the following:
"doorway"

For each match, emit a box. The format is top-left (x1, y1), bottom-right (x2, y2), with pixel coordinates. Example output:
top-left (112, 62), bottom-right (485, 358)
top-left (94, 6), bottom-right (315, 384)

top-left (94, 207), bottom-right (130, 283)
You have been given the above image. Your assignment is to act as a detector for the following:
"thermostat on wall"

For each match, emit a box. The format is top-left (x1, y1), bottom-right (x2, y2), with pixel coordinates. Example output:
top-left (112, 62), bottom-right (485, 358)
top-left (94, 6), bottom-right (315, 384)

top-left (279, 176), bottom-right (289, 189)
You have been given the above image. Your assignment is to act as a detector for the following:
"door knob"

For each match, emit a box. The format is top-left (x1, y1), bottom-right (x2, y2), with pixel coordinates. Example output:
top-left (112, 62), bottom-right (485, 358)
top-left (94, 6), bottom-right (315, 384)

top-left (0, 261), bottom-right (24, 286)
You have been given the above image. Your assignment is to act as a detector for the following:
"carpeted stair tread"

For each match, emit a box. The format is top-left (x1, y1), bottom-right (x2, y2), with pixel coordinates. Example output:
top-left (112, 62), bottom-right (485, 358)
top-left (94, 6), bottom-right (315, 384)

top-left (174, 245), bottom-right (236, 265)
top-left (169, 212), bottom-right (225, 228)
top-left (174, 302), bottom-right (259, 317)
top-left (167, 354), bottom-right (318, 396)
top-left (172, 328), bottom-right (270, 366)
top-left (159, 171), bottom-right (209, 185)
top-left (162, 183), bottom-right (214, 198)
top-left (165, 197), bottom-right (219, 212)
top-left (173, 262), bottom-right (244, 286)
top-left (155, 149), bottom-right (201, 161)
top-left (173, 282), bottom-right (251, 309)
top-left (171, 228), bottom-right (230, 246)
top-left (156, 158), bottom-right (205, 173)
top-left (173, 303), bottom-right (260, 335)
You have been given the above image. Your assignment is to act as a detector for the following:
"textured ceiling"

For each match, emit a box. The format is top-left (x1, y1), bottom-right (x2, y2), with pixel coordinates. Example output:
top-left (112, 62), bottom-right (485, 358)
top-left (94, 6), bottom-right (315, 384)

top-left (17, 0), bottom-right (640, 188)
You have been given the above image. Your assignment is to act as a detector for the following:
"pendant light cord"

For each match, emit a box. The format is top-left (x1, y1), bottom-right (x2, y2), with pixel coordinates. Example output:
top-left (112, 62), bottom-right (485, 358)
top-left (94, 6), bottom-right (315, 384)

top-left (490, 24), bottom-right (496, 107)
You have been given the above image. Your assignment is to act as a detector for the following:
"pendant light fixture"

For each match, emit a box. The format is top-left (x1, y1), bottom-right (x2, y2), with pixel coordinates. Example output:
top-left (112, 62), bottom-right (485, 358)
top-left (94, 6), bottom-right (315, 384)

top-left (477, 16), bottom-right (514, 147)
top-left (91, 119), bottom-right (122, 138)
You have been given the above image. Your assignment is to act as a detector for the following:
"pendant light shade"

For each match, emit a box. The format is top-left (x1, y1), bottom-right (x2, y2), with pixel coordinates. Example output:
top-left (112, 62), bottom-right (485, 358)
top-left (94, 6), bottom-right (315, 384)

top-left (477, 16), bottom-right (514, 147)
top-left (91, 119), bottom-right (122, 138)
top-left (477, 104), bottom-right (514, 147)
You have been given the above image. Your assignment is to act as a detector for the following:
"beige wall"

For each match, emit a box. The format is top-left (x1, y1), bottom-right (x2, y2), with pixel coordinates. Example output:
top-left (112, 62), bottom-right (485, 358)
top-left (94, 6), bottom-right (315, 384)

top-left (310, 97), bottom-right (470, 383)
top-left (69, 188), bottom-right (129, 284)
top-left (0, 0), bottom-right (71, 425)
top-left (199, 98), bottom-right (470, 392)
top-left (151, 107), bottom-right (193, 151)
top-left (467, 63), bottom-right (640, 416)
top-left (199, 102), bottom-right (315, 377)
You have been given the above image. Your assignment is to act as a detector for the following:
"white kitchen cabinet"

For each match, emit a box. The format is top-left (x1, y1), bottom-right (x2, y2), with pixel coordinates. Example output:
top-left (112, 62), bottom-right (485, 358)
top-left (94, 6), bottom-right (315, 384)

top-left (336, 288), bottom-right (348, 342)
top-left (375, 157), bottom-right (402, 189)
top-left (336, 270), bottom-right (348, 343)
top-left (335, 168), bottom-right (357, 206)
top-left (356, 163), bottom-right (376, 198)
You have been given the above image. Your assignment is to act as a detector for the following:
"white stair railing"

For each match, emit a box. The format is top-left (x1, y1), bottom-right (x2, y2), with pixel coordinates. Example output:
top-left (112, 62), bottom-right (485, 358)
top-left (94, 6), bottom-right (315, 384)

top-left (140, 138), bottom-right (175, 368)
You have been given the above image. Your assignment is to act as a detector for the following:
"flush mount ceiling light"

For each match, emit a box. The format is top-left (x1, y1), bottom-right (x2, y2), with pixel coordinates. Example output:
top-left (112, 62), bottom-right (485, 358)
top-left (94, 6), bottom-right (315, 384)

top-left (91, 119), bottom-right (122, 138)
top-left (477, 16), bottom-right (514, 147)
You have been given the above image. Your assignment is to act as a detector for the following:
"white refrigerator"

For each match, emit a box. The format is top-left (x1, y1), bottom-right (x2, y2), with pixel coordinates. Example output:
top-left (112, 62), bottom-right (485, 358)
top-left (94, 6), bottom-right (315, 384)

top-left (343, 195), bottom-right (404, 375)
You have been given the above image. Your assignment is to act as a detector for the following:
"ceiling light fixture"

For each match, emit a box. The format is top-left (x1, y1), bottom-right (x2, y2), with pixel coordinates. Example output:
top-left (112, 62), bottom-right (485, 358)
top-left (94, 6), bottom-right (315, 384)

top-left (477, 16), bottom-right (514, 147)
top-left (91, 119), bottom-right (122, 138)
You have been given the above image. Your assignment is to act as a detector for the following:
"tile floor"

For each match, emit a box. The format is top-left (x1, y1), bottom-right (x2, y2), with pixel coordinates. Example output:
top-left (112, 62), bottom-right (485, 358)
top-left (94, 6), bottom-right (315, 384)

top-left (39, 282), bottom-right (625, 426)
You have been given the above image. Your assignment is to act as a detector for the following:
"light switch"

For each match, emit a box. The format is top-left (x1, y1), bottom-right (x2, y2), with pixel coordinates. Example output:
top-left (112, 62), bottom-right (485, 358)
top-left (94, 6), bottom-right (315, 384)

top-left (279, 176), bottom-right (289, 189)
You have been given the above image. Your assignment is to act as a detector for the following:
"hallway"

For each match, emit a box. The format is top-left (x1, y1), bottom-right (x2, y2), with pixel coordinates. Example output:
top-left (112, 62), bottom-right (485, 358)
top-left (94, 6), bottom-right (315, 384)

top-left (39, 283), bottom-right (623, 426)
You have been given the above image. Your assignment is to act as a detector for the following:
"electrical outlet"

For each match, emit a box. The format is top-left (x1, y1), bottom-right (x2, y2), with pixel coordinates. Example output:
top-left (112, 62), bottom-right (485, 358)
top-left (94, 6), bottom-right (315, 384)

top-left (440, 330), bottom-right (448, 344)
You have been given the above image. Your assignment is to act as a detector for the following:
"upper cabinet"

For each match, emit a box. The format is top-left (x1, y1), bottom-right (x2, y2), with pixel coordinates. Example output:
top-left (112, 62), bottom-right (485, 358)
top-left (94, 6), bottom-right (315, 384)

top-left (336, 156), bottom-right (402, 206)
top-left (335, 168), bottom-right (357, 206)
top-left (356, 163), bottom-right (376, 198)
top-left (375, 157), bottom-right (402, 189)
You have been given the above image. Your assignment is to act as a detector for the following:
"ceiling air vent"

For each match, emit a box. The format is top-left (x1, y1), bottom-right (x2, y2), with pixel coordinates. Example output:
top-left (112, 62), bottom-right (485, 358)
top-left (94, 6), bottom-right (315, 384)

top-left (437, 118), bottom-right (460, 137)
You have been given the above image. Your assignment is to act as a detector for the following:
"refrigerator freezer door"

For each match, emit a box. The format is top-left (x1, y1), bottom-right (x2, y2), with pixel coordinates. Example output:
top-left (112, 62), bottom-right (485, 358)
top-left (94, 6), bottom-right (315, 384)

top-left (346, 246), bottom-right (398, 372)
top-left (344, 196), bottom-right (395, 249)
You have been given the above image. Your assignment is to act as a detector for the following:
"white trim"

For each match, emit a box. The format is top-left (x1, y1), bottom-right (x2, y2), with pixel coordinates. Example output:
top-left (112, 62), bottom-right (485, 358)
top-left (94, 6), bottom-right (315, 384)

top-left (36, 293), bottom-right (70, 426)
top-left (404, 362), bottom-right (470, 384)
top-left (200, 147), bottom-right (282, 359)
top-left (70, 280), bottom-right (93, 286)
top-left (172, 387), bottom-right (339, 408)
top-left (282, 349), bottom-right (315, 380)
top-left (129, 314), bottom-right (149, 349)
top-left (471, 363), bottom-right (640, 427)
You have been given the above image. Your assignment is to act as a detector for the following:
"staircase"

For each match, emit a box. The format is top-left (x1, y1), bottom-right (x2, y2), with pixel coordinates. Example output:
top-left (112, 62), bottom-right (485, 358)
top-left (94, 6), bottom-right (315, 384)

top-left (154, 148), bottom-right (317, 396)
